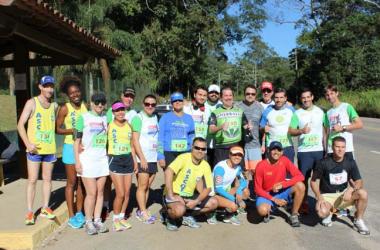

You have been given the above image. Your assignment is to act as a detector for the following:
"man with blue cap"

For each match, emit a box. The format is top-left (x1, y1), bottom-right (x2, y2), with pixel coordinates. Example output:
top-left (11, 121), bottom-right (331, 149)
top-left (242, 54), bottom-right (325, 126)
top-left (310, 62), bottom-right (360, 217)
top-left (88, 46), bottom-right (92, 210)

top-left (158, 92), bottom-right (195, 169)
top-left (17, 75), bottom-right (58, 225)
top-left (254, 141), bottom-right (305, 227)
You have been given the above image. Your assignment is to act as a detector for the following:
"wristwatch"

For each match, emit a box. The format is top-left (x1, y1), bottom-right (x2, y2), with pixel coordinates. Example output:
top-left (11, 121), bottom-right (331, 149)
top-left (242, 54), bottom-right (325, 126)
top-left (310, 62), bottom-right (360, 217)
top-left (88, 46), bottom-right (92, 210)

top-left (342, 125), bottom-right (347, 132)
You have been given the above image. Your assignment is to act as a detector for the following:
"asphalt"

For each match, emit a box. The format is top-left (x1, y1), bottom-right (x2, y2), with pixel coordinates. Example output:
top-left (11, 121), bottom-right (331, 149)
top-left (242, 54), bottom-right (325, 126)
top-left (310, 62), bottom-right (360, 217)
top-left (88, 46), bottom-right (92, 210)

top-left (1, 118), bottom-right (379, 250)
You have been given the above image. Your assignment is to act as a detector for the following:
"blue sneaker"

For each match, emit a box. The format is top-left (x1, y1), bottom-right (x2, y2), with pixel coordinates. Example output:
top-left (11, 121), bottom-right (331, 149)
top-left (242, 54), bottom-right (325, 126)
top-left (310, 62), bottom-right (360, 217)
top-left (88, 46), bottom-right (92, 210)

top-left (68, 216), bottom-right (82, 229)
top-left (75, 212), bottom-right (85, 225)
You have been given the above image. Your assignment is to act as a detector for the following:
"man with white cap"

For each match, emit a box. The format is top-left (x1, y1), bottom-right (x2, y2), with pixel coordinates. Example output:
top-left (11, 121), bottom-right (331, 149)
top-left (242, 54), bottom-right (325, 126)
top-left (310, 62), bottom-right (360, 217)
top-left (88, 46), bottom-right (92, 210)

top-left (255, 141), bottom-right (305, 227)
top-left (158, 92), bottom-right (195, 169)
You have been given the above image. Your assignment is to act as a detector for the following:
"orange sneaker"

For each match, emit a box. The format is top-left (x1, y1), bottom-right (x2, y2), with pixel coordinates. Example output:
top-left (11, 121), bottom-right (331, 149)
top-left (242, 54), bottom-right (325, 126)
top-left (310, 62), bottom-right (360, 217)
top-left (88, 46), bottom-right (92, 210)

top-left (25, 211), bottom-right (35, 225)
top-left (40, 207), bottom-right (56, 219)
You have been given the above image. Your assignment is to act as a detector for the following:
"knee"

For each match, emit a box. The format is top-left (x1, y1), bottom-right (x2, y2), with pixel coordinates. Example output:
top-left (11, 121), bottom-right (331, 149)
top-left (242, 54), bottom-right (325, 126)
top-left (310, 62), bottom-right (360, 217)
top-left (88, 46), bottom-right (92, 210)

top-left (257, 205), bottom-right (270, 216)
top-left (207, 197), bottom-right (218, 210)
top-left (28, 178), bottom-right (38, 186)
top-left (86, 190), bottom-right (96, 199)
top-left (115, 191), bottom-right (125, 200)
top-left (243, 188), bottom-right (250, 198)
top-left (66, 178), bottom-right (76, 188)
top-left (229, 203), bottom-right (238, 213)
top-left (294, 182), bottom-right (305, 194)
top-left (357, 189), bottom-right (368, 200)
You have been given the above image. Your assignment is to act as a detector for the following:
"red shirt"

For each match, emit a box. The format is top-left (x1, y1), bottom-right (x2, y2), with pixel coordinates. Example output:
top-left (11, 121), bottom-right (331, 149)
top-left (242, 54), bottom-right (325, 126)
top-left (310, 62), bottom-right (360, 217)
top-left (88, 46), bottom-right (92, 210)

top-left (254, 156), bottom-right (304, 200)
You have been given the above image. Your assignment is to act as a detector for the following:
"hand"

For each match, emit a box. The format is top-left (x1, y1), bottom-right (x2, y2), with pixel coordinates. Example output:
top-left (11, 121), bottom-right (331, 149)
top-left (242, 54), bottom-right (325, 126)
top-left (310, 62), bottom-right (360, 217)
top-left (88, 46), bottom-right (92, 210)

top-left (79, 143), bottom-right (85, 153)
top-left (273, 198), bottom-right (287, 207)
top-left (332, 124), bottom-right (343, 133)
top-left (221, 122), bottom-right (229, 131)
top-left (264, 125), bottom-right (271, 133)
top-left (261, 145), bottom-right (266, 154)
top-left (26, 143), bottom-right (39, 153)
top-left (302, 123), bottom-right (311, 134)
top-left (140, 159), bottom-right (148, 171)
top-left (244, 121), bottom-right (253, 130)
top-left (75, 162), bottom-right (82, 175)
top-left (184, 199), bottom-right (198, 209)
top-left (272, 182), bottom-right (282, 193)
top-left (133, 162), bottom-right (138, 174)
top-left (158, 159), bottom-right (166, 169)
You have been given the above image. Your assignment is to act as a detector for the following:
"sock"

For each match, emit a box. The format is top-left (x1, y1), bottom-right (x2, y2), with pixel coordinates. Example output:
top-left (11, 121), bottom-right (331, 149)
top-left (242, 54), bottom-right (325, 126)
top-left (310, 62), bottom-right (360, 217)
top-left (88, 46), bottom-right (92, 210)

top-left (113, 214), bottom-right (119, 221)
top-left (85, 219), bottom-right (92, 224)
top-left (94, 217), bottom-right (101, 223)
top-left (119, 213), bottom-right (125, 220)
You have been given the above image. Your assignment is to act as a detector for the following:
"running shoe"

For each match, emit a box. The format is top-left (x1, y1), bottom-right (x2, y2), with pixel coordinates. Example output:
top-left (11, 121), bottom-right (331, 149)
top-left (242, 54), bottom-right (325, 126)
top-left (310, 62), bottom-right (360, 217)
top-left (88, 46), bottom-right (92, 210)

top-left (136, 210), bottom-right (155, 224)
top-left (25, 211), bottom-right (35, 225)
top-left (336, 209), bottom-right (349, 218)
top-left (263, 213), bottom-right (270, 223)
top-left (182, 215), bottom-right (201, 228)
top-left (165, 218), bottom-right (178, 231)
top-left (237, 207), bottom-right (247, 215)
top-left (288, 214), bottom-right (301, 227)
top-left (68, 216), bottom-right (82, 229)
top-left (321, 214), bottom-right (333, 227)
top-left (353, 219), bottom-right (370, 235)
top-left (206, 213), bottom-right (218, 225)
top-left (119, 219), bottom-right (132, 229)
top-left (94, 221), bottom-right (109, 233)
top-left (75, 211), bottom-right (85, 225)
top-left (40, 207), bottom-right (56, 219)
top-left (113, 220), bottom-right (125, 232)
top-left (85, 221), bottom-right (97, 235)
top-left (223, 214), bottom-right (241, 226)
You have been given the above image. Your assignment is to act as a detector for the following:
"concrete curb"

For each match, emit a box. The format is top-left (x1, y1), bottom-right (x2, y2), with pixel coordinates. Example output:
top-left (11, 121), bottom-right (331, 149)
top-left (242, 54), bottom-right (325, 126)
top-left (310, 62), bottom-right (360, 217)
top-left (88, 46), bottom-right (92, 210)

top-left (0, 203), bottom-right (68, 250)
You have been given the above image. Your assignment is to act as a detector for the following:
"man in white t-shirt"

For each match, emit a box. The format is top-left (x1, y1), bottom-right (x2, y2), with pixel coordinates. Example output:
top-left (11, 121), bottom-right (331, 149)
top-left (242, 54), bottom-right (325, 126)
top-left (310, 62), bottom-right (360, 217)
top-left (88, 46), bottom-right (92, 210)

top-left (323, 84), bottom-right (363, 160)
top-left (289, 88), bottom-right (325, 213)
top-left (259, 81), bottom-right (275, 110)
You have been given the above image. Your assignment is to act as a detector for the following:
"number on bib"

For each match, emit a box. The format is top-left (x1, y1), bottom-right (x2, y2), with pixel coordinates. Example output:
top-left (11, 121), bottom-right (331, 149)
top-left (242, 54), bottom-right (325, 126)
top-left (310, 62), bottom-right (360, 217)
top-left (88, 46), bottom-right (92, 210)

top-left (171, 139), bottom-right (187, 151)
top-left (92, 134), bottom-right (107, 148)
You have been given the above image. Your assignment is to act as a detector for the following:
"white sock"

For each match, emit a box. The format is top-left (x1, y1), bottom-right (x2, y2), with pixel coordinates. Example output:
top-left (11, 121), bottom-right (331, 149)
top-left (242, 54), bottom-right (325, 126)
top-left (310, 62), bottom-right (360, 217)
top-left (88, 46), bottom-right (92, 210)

top-left (119, 213), bottom-right (125, 219)
top-left (113, 214), bottom-right (119, 221)
top-left (94, 217), bottom-right (101, 223)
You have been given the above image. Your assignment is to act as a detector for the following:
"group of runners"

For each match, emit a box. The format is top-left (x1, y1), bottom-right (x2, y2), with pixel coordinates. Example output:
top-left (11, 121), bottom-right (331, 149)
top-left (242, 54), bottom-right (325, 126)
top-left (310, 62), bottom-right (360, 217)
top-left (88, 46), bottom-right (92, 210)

top-left (17, 75), bottom-right (370, 236)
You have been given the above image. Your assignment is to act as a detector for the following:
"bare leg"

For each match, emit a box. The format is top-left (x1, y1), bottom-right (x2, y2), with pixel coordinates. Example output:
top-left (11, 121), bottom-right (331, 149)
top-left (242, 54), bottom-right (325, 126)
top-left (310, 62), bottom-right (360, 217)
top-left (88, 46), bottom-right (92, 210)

top-left (352, 189), bottom-right (368, 220)
top-left (81, 177), bottom-right (97, 221)
top-left (110, 174), bottom-right (125, 215)
top-left (76, 177), bottom-right (84, 213)
top-left (94, 176), bottom-right (106, 219)
top-left (65, 164), bottom-right (77, 217)
top-left (120, 174), bottom-right (132, 215)
top-left (41, 161), bottom-right (54, 208)
top-left (291, 182), bottom-right (305, 214)
top-left (137, 173), bottom-right (149, 212)
top-left (26, 160), bottom-right (40, 211)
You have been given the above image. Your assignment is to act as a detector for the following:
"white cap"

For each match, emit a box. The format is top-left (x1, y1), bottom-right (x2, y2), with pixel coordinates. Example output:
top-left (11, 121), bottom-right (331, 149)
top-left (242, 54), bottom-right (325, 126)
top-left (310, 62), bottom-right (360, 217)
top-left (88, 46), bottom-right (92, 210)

top-left (208, 84), bottom-right (220, 93)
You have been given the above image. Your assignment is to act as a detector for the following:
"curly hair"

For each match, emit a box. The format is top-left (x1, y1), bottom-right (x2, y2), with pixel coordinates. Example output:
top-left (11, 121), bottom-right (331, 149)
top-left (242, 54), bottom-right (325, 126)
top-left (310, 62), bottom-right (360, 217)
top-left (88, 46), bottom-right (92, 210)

top-left (59, 75), bottom-right (81, 95)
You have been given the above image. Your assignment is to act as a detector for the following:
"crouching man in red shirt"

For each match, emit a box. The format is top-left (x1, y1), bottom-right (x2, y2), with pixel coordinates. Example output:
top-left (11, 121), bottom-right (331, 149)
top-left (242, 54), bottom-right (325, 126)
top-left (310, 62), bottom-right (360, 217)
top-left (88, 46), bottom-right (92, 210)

top-left (255, 141), bottom-right (305, 227)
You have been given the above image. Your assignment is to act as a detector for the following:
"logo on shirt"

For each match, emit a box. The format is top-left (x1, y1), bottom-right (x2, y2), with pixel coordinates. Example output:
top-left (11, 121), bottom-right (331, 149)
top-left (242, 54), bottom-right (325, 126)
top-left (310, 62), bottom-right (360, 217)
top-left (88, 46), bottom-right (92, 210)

top-left (266, 172), bottom-right (273, 176)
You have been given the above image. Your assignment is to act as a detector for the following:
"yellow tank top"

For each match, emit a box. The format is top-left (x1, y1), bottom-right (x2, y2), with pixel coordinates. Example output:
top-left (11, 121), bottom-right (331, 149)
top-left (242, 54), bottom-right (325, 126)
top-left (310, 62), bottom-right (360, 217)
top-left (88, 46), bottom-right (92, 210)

top-left (107, 121), bottom-right (132, 155)
top-left (27, 97), bottom-right (56, 154)
top-left (63, 102), bottom-right (88, 144)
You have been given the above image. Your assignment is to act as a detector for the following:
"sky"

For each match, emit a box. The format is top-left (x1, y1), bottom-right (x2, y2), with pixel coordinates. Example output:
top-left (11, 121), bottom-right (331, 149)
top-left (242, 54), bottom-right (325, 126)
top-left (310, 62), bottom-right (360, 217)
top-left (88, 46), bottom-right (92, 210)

top-left (224, 1), bottom-right (303, 62)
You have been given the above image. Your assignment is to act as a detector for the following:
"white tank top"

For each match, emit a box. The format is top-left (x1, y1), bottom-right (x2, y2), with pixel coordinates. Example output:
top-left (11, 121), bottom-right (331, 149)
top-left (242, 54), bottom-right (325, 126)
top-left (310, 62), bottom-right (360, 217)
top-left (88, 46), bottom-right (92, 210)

top-left (137, 112), bottom-right (158, 162)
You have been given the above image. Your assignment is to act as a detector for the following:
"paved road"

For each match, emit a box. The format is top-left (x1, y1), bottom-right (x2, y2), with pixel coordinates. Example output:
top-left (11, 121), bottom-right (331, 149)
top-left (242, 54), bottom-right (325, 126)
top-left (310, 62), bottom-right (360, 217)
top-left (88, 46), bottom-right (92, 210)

top-left (41, 118), bottom-right (380, 250)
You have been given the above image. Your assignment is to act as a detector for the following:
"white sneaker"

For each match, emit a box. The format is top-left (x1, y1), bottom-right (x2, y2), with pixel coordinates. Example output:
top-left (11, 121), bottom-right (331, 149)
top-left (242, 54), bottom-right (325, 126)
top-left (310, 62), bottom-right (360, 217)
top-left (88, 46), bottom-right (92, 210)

top-left (321, 214), bottom-right (333, 227)
top-left (353, 218), bottom-right (370, 235)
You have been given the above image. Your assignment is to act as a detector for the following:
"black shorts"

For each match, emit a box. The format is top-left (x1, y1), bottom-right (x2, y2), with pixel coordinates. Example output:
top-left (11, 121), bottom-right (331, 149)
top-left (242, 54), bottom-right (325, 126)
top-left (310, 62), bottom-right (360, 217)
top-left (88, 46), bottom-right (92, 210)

top-left (163, 193), bottom-right (211, 210)
top-left (108, 154), bottom-right (134, 175)
top-left (138, 162), bottom-right (158, 174)
top-left (164, 151), bottom-right (185, 167)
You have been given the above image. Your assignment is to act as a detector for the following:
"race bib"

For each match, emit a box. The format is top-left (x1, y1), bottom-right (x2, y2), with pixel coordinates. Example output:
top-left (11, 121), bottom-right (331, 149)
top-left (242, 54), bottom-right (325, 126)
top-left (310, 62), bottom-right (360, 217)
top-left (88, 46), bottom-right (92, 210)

top-left (92, 134), bottom-right (107, 148)
top-left (303, 134), bottom-right (319, 147)
top-left (273, 135), bottom-right (289, 146)
top-left (195, 123), bottom-right (207, 138)
top-left (171, 139), bottom-right (187, 151)
top-left (329, 171), bottom-right (348, 185)
top-left (36, 130), bottom-right (54, 144)
top-left (113, 143), bottom-right (131, 154)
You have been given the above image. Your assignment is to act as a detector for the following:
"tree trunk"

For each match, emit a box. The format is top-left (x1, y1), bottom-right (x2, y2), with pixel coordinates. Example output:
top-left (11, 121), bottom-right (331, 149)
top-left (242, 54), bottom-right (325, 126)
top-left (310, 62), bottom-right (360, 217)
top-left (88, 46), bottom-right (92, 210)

top-left (99, 58), bottom-right (111, 101)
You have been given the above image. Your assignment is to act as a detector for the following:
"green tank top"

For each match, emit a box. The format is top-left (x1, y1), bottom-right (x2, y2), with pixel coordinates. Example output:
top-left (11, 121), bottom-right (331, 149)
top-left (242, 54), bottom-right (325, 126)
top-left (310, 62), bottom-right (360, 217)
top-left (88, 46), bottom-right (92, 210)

top-left (213, 106), bottom-right (243, 146)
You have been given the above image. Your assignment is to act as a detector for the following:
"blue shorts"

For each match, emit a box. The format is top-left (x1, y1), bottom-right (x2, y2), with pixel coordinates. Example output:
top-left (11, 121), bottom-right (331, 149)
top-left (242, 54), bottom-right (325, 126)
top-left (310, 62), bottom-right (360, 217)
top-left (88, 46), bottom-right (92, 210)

top-left (27, 152), bottom-right (56, 163)
top-left (256, 187), bottom-right (292, 207)
top-left (283, 146), bottom-right (295, 163)
top-left (297, 151), bottom-right (324, 178)
top-left (244, 148), bottom-right (262, 161)
top-left (62, 144), bottom-right (75, 165)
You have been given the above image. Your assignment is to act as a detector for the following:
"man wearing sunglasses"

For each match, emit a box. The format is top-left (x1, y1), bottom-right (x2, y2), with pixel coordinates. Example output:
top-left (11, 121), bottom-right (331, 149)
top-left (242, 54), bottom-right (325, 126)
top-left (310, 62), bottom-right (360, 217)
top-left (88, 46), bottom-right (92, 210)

top-left (211, 146), bottom-right (249, 225)
top-left (259, 81), bottom-right (275, 110)
top-left (255, 141), bottom-right (305, 227)
top-left (162, 137), bottom-right (218, 231)
top-left (158, 92), bottom-right (195, 169)
top-left (237, 85), bottom-right (264, 174)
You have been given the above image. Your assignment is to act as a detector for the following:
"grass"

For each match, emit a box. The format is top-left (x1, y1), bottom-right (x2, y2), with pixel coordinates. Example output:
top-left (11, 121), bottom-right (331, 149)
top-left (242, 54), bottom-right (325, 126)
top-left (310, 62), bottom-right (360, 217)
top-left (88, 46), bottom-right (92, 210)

top-left (0, 95), bottom-right (17, 132)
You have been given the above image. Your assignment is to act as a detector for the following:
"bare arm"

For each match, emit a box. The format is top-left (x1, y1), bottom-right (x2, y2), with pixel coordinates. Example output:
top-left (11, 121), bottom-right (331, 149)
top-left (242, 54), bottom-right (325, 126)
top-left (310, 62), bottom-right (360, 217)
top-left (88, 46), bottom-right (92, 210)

top-left (164, 167), bottom-right (175, 198)
top-left (348, 117), bottom-right (363, 131)
top-left (17, 99), bottom-right (37, 153)
top-left (310, 175), bottom-right (322, 200)
top-left (132, 131), bottom-right (148, 169)
top-left (74, 137), bottom-right (82, 174)
top-left (55, 104), bottom-right (72, 135)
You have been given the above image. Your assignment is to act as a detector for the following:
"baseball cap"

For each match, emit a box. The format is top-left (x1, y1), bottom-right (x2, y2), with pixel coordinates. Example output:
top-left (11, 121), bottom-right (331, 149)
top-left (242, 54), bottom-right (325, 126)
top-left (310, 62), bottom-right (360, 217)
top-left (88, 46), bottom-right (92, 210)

top-left (230, 146), bottom-right (244, 155)
top-left (269, 141), bottom-right (283, 151)
top-left (123, 87), bottom-right (135, 96)
top-left (40, 75), bottom-right (55, 85)
top-left (261, 81), bottom-right (273, 91)
top-left (170, 92), bottom-right (184, 103)
top-left (111, 102), bottom-right (126, 111)
top-left (208, 84), bottom-right (220, 93)
top-left (91, 92), bottom-right (107, 103)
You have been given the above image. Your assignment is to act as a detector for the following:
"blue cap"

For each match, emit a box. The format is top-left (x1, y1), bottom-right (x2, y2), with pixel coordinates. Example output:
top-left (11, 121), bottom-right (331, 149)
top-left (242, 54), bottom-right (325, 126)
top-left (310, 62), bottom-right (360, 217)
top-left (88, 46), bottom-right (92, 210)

top-left (269, 141), bottom-right (283, 151)
top-left (40, 75), bottom-right (55, 85)
top-left (170, 92), bottom-right (184, 103)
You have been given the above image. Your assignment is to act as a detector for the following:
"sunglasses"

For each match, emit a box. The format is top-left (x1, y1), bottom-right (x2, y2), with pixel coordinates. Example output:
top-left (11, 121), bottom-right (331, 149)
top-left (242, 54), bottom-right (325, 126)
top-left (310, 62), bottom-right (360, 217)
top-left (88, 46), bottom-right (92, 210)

top-left (262, 89), bottom-right (272, 93)
top-left (208, 91), bottom-right (219, 95)
top-left (94, 100), bottom-right (106, 106)
top-left (193, 145), bottom-right (207, 152)
top-left (245, 92), bottom-right (256, 96)
top-left (113, 108), bottom-right (125, 112)
top-left (172, 100), bottom-right (183, 103)
top-left (124, 93), bottom-right (135, 98)
top-left (230, 152), bottom-right (244, 157)
top-left (144, 102), bottom-right (157, 108)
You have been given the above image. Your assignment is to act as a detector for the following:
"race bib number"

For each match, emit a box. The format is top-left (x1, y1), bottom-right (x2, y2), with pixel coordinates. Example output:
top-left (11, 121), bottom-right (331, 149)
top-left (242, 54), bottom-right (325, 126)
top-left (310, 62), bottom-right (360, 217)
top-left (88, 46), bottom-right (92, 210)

top-left (113, 143), bottom-right (131, 154)
top-left (92, 134), bottom-right (107, 148)
top-left (329, 171), bottom-right (348, 185)
top-left (36, 130), bottom-right (54, 144)
top-left (171, 139), bottom-right (187, 151)
top-left (303, 134), bottom-right (319, 147)
top-left (273, 135), bottom-right (289, 146)
top-left (195, 124), bottom-right (207, 138)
